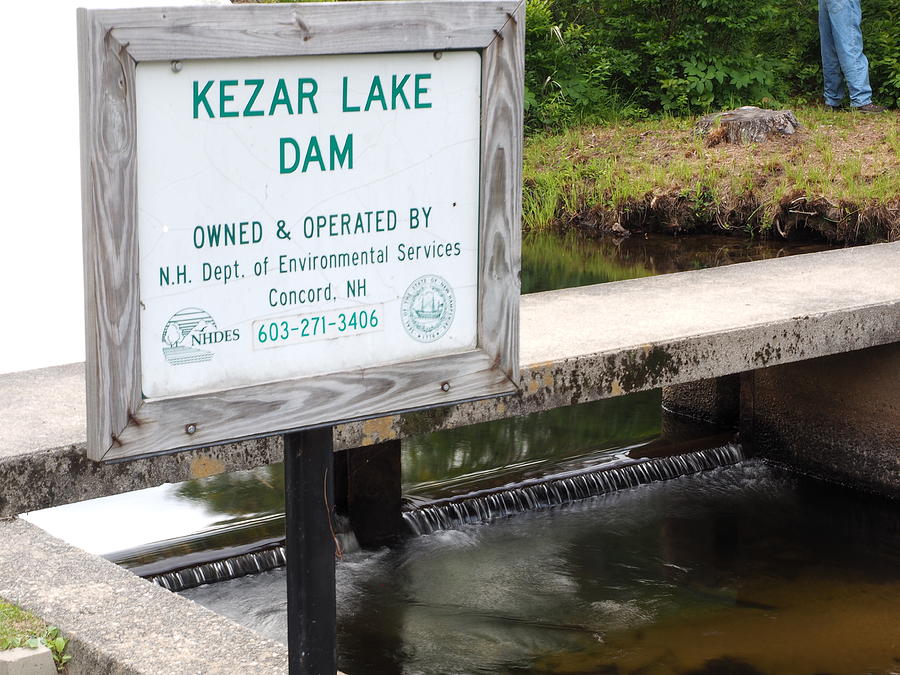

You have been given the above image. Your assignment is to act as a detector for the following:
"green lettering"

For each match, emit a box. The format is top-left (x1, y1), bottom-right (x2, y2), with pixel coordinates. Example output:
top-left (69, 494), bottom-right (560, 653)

top-left (280, 137), bottom-right (300, 174)
top-left (364, 75), bottom-right (387, 112)
top-left (269, 78), bottom-right (294, 116)
top-left (219, 80), bottom-right (238, 118)
top-left (414, 73), bottom-right (432, 109)
top-left (391, 74), bottom-right (411, 109)
top-left (297, 78), bottom-right (318, 114)
top-left (342, 77), bottom-right (360, 112)
top-left (302, 137), bottom-right (325, 172)
top-left (330, 134), bottom-right (353, 170)
top-left (205, 224), bottom-right (221, 247)
top-left (193, 80), bottom-right (214, 119)
top-left (243, 79), bottom-right (265, 117)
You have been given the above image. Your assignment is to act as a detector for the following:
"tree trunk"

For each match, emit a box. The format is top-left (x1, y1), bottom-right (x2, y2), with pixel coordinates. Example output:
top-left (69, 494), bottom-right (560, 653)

top-left (696, 106), bottom-right (801, 145)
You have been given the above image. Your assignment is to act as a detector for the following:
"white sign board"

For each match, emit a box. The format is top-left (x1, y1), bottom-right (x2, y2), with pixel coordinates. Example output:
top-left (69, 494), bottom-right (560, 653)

top-left (78, 2), bottom-right (523, 460)
top-left (138, 52), bottom-right (481, 399)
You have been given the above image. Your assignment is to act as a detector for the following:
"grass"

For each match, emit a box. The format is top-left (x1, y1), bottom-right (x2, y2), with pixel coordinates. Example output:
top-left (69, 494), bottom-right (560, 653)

top-left (0, 600), bottom-right (46, 647)
top-left (523, 106), bottom-right (900, 242)
top-left (0, 599), bottom-right (71, 671)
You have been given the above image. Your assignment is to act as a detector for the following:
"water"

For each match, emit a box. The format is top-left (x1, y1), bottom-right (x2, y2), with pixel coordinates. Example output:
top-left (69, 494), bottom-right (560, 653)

top-left (182, 460), bottom-right (900, 674)
top-left (109, 391), bottom-right (666, 587)
top-left (521, 231), bottom-right (835, 293)
top-left (146, 437), bottom-right (738, 592)
top-left (401, 390), bottom-right (663, 503)
top-left (403, 445), bottom-right (744, 535)
top-left (23, 231), bottom-right (889, 673)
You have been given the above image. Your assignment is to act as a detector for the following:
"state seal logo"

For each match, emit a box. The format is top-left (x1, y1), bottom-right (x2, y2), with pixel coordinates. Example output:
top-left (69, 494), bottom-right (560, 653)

top-left (401, 275), bottom-right (456, 343)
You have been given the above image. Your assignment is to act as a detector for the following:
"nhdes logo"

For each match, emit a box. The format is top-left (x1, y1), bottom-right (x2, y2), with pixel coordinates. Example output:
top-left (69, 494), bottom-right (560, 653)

top-left (162, 307), bottom-right (240, 366)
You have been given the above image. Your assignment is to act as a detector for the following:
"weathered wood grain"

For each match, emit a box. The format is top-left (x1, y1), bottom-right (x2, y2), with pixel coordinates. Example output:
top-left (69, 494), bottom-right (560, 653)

top-left (79, 2), bottom-right (523, 461)
top-left (478, 4), bottom-right (524, 385)
top-left (105, 350), bottom-right (511, 460)
top-left (78, 10), bottom-right (143, 461)
top-left (87, 2), bottom-right (520, 61)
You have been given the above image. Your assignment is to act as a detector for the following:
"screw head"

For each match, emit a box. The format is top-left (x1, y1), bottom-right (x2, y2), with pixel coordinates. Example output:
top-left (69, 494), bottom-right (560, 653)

top-left (433, 51), bottom-right (443, 60)
top-left (171, 60), bottom-right (182, 73)
top-left (441, 381), bottom-right (450, 392)
top-left (185, 423), bottom-right (197, 435)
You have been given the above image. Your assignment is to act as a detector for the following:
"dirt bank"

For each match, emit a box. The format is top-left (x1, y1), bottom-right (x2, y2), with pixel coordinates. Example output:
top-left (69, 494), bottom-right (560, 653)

top-left (524, 108), bottom-right (900, 243)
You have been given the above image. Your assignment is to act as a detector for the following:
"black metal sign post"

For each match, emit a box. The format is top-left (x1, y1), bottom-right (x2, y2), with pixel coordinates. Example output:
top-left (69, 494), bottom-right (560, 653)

top-left (284, 427), bottom-right (337, 675)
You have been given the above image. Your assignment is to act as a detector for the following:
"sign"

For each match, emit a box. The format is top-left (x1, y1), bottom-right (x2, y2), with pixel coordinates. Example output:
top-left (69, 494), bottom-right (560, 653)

top-left (78, 2), bottom-right (523, 461)
top-left (138, 52), bottom-right (481, 399)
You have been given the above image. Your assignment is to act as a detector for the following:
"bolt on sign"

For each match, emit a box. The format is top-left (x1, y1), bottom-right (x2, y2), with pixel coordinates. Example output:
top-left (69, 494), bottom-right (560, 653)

top-left (78, 2), bottom-right (523, 461)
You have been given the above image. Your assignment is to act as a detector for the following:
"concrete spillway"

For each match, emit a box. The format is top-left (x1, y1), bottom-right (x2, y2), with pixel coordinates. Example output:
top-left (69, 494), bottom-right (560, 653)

top-left (1, 242), bottom-right (899, 517)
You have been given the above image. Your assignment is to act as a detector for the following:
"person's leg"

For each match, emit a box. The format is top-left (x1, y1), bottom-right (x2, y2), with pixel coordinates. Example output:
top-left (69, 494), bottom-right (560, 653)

top-left (823, 0), bottom-right (872, 107)
top-left (819, 0), bottom-right (846, 106)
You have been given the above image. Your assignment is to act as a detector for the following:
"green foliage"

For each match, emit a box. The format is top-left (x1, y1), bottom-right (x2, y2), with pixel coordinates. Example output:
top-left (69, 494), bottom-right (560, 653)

top-left (525, 0), bottom-right (639, 130)
top-left (524, 0), bottom-right (900, 129)
top-left (0, 600), bottom-right (45, 648)
top-left (865, 0), bottom-right (900, 107)
top-left (0, 607), bottom-right (71, 673)
top-left (599, 0), bottom-right (784, 112)
top-left (264, 0), bottom-right (900, 122)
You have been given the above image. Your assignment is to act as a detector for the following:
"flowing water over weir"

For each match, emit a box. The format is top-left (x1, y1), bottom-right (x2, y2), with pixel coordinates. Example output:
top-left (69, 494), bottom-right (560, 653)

top-left (150, 546), bottom-right (287, 592)
top-left (145, 525), bottom-right (359, 593)
top-left (146, 443), bottom-right (743, 592)
top-left (23, 234), bottom-right (883, 672)
top-left (403, 444), bottom-right (744, 536)
top-left (182, 458), bottom-right (900, 674)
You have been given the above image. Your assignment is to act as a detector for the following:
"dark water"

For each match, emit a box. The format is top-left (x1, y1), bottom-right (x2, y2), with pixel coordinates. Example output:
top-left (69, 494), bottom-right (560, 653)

top-left (521, 231), bottom-right (835, 293)
top-left (402, 445), bottom-right (745, 535)
top-left (183, 460), bottom-right (900, 675)
top-left (402, 390), bottom-right (662, 504)
top-left (108, 391), bottom-right (664, 574)
top-left (26, 232), bottom-right (893, 673)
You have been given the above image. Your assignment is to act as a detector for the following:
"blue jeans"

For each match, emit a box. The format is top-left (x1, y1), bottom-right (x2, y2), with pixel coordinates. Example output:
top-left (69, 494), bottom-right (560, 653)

top-left (819, 0), bottom-right (873, 107)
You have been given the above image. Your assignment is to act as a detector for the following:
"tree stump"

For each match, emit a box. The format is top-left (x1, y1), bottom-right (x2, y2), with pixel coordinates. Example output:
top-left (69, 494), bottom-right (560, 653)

top-left (695, 106), bottom-right (801, 145)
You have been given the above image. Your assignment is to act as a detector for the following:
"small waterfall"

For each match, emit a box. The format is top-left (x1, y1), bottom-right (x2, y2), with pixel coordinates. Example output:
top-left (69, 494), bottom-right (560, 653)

top-left (146, 527), bottom-right (358, 593)
top-left (402, 444), bottom-right (744, 536)
top-left (146, 444), bottom-right (743, 590)
top-left (150, 544), bottom-right (287, 592)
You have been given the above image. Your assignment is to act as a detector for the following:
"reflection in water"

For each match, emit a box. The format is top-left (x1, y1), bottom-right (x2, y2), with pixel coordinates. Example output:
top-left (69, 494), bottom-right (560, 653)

top-left (404, 445), bottom-right (744, 535)
top-left (183, 461), bottom-right (900, 674)
top-left (403, 391), bottom-right (662, 502)
top-left (27, 231), bottom-right (825, 564)
top-left (176, 464), bottom-right (285, 521)
top-left (25, 231), bottom-right (881, 673)
top-left (107, 392), bottom-right (663, 573)
top-left (522, 231), bottom-right (836, 293)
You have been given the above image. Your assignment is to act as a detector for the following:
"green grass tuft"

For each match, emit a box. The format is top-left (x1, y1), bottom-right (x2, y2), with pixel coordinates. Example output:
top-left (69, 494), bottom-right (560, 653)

top-left (1, 599), bottom-right (72, 671)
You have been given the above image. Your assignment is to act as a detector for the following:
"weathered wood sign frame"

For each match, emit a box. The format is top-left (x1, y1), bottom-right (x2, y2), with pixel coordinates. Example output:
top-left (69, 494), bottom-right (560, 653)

top-left (77, 2), bottom-right (523, 462)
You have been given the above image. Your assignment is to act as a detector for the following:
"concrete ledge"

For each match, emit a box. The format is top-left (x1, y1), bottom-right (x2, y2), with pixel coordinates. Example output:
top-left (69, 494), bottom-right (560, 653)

top-left (0, 646), bottom-right (56, 675)
top-left (2, 243), bottom-right (899, 516)
top-left (0, 518), bottom-right (288, 675)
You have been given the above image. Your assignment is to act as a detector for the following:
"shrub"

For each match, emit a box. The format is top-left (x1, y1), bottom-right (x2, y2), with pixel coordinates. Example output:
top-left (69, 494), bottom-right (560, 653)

top-left (865, 0), bottom-right (900, 107)
top-left (523, 0), bottom-right (900, 129)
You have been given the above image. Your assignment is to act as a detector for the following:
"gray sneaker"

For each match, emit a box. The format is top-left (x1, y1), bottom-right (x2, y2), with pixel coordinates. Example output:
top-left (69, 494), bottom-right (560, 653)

top-left (853, 103), bottom-right (886, 113)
